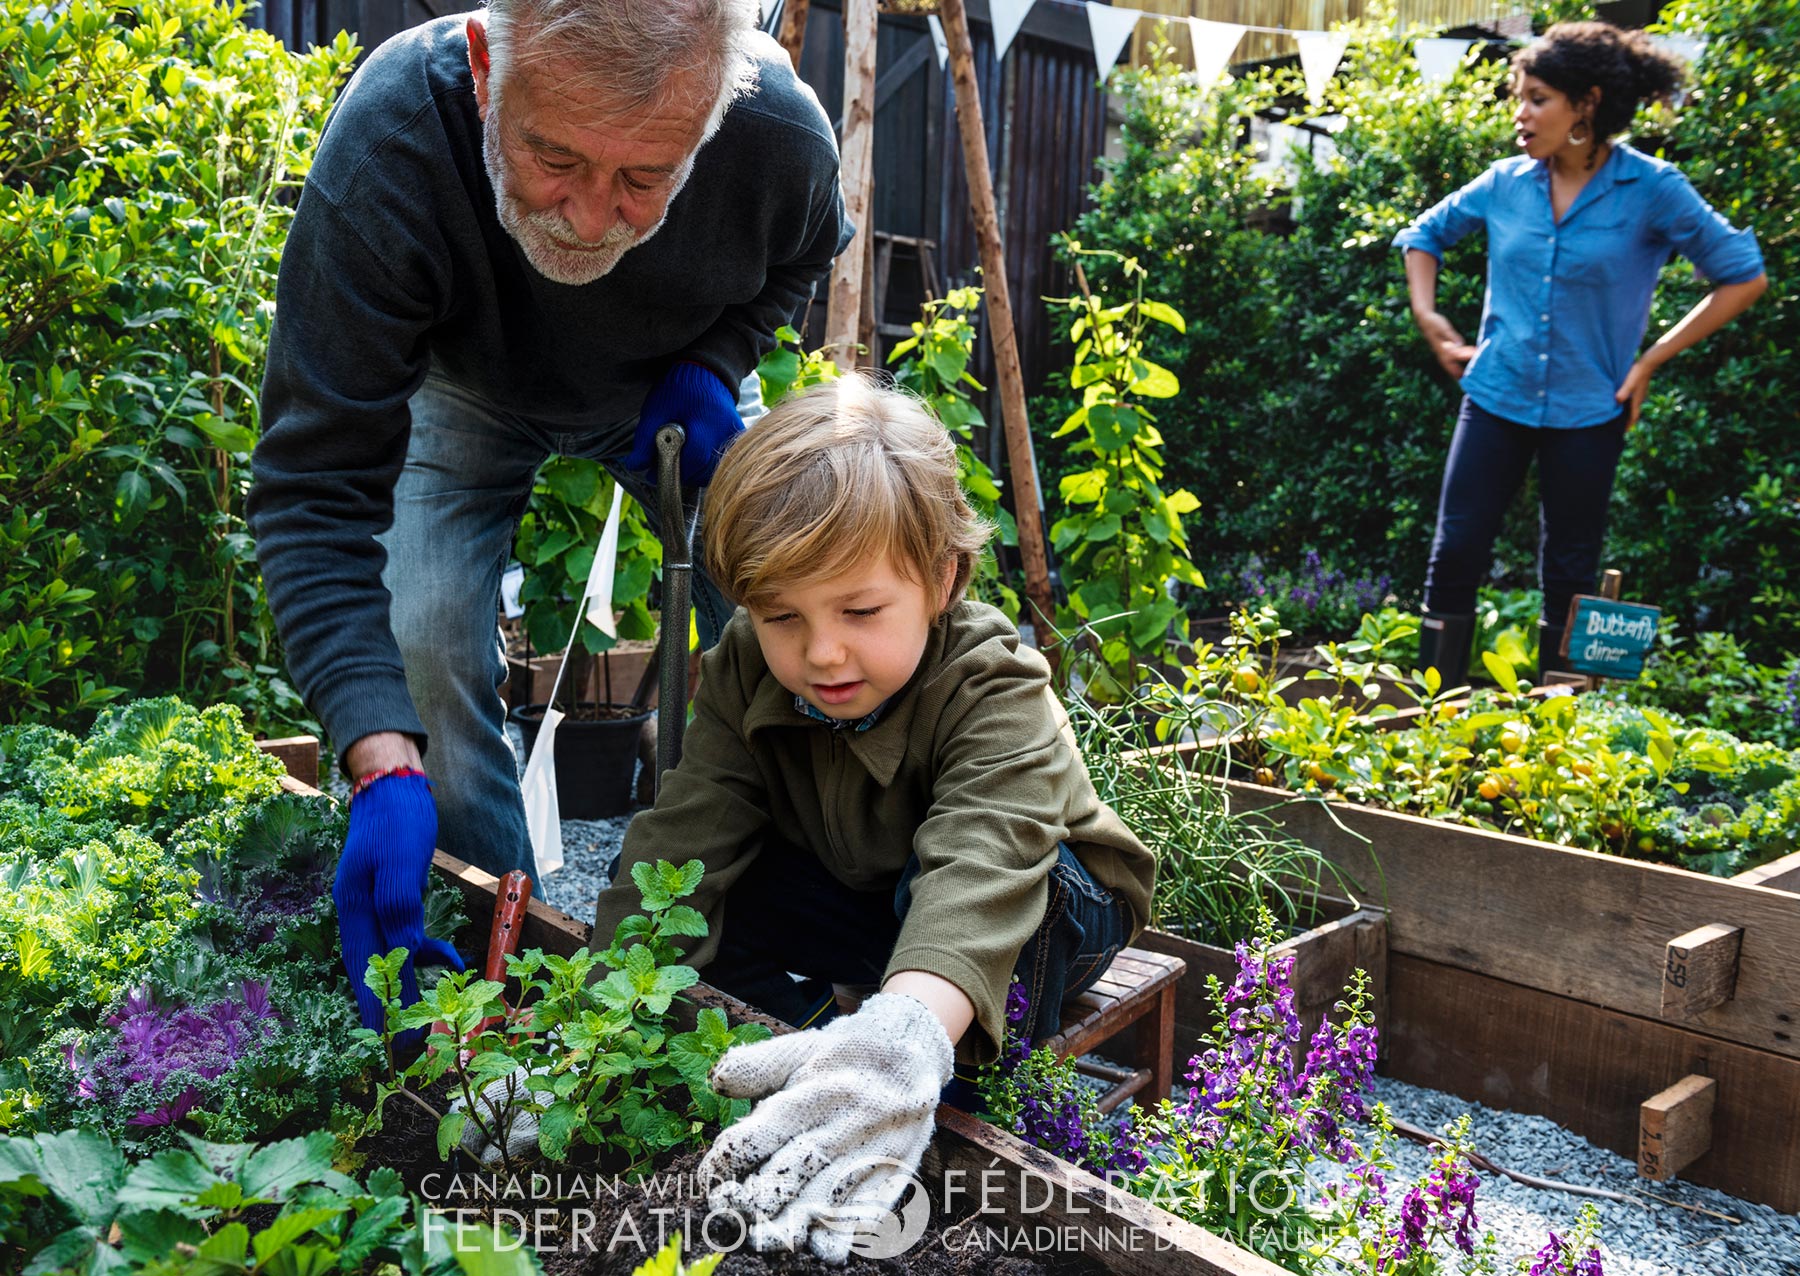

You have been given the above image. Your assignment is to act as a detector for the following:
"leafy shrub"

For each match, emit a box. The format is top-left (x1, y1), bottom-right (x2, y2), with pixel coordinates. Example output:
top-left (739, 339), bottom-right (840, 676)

top-left (0, 0), bottom-right (356, 731)
top-left (365, 859), bottom-right (764, 1180)
top-left (1622, 628), bottom-right (1800, 749)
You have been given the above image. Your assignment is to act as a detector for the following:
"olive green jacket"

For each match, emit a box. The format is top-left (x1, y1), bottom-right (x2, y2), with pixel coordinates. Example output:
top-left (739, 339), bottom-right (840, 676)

top-left (590, 601), bottom-right (1155, 1064)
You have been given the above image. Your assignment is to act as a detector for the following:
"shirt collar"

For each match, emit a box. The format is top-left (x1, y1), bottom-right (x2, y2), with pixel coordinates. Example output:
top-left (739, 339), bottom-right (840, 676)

top-left (792, 694), bottom-right (889, 732)
top-left (1530, 142), bottom-right (1640, 222)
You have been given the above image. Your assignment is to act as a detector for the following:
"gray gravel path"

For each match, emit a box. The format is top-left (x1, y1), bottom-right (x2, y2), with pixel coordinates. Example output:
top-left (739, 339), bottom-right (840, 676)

top-left (1366, 1075), bottom-right (1799, 1275)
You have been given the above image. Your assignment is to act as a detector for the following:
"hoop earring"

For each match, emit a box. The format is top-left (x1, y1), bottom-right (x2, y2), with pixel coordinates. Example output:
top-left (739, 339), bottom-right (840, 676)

top-left (1568, 121), bottom-right (1591, 146)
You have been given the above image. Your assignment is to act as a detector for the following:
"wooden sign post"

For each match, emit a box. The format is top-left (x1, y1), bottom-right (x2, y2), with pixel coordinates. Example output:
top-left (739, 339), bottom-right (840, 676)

top-left (937, 0), bottom-right (1056, 641)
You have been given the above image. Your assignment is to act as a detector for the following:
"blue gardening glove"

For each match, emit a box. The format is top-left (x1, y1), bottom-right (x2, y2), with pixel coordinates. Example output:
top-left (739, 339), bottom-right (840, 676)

top-left (625, 361), bottom-right (744, 486)
top-left (334, 771), bottom-right (465, 1031)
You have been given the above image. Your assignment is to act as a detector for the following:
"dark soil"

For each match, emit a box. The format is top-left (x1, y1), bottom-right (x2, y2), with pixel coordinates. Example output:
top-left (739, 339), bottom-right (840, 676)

top-left (367, 1080), bottom-right (1107, 1275)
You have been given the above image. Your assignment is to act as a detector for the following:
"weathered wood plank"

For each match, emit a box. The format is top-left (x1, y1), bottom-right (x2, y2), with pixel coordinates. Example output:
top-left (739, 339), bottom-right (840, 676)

top-left (924, 1105), bottom-right (1291, 1276)
top-left (1219, 778), bottom-right (1800, 1061)
top-left (1639, 1074), bottom-right (1716, 1182)
top-left (1733, 849), bottom-right (1800, 894)
top-left (1383, 954), bottom-right (1800, 1211)
top-left (1137, 903), bottom-right (1388, 1075)
top-left (256, 735), bottom-right (319, 788)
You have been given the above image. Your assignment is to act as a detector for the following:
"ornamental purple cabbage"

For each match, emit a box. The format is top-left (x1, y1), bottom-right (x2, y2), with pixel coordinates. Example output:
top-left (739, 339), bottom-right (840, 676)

top-left (68, 980), bottom-right (281, 1127)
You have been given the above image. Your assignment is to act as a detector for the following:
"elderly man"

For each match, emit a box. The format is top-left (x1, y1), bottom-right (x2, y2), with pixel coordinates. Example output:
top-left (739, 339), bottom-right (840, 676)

top-left (248, 0), bottom-right (849, 1029)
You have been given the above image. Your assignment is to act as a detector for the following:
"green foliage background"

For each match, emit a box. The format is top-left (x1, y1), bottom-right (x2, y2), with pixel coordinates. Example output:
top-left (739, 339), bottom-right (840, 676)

top-left (0, 0), bottom-right (356, 730)
top-left (1050, 0), bottom-right (1796, 657)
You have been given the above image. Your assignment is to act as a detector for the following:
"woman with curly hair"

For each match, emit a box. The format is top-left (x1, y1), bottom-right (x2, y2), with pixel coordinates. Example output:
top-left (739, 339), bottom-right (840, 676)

top-left (1395, 21), bottom-right (1767, 681)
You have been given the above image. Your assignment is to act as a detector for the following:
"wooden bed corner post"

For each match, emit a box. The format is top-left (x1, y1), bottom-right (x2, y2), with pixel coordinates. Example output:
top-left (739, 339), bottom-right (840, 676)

top-left (937, 0), bottom-right (1056, 648)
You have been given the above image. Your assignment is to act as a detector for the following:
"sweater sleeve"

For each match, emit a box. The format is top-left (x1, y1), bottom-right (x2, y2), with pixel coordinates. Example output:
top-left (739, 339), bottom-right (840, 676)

top-left (247, 182), bottom-right (443, 756)
top-left (883, 642), bottom-right (1076, 1064)
top-left (591, 623), bottom-right (772, 962)
top-left (676, 154), bottom-right (852, 388)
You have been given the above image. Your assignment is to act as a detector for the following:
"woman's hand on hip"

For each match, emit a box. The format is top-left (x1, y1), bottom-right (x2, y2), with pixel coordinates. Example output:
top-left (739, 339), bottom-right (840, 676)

top-left (1615, 359), bottom-right (1655, 430)
top-left (1415, 311), bottom-right (1476, 380)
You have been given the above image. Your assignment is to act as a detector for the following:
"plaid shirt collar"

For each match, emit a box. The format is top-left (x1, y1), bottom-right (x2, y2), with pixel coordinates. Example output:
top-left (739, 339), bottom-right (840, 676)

top-left (793, 694), bottom-right (890, 733)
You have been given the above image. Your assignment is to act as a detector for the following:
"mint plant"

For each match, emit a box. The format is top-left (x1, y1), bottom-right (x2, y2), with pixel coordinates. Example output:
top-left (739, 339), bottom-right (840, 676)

top-left (886, 287), bottom-right (1021, 619)
top-left (362, 860), bottom-right (767, 1179)
top-left (1046, 239), bottom-right (1205, 700)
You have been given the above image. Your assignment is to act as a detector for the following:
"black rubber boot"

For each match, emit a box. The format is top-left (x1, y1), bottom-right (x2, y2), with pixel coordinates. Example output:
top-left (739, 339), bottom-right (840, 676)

top-left (1417, 611), bottom-right (1476, 686)
top-left (1536, 621), bottom-right (1572, 682)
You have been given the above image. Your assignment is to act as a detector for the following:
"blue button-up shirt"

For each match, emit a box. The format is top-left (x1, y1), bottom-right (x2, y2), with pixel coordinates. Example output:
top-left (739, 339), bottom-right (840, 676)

top-left (1394, 143), bottom-right (1763, 429)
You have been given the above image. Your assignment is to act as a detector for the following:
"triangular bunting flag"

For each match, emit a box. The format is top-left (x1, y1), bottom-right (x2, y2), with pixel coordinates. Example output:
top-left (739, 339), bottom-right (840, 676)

top-left (990, 0), bottom-right (1032, 62)
top-left (927, 12), bottom-right (949, 70)
top-left (1414, 37), bottom-right (1470, 88)
top-left (1187, 17), bottom-right (1244, 91)
top-left (1650, 34), bottom-right (1706, 67)
top-left (1296, 29), bottom-right (1350, 105)
top-left (1085, 2), bottom-right (1141, 82)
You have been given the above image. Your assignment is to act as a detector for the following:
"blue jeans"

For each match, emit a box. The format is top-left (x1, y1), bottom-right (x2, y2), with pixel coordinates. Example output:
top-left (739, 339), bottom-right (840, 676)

top-left (1424, 396), bottom-right (1629, 626)
top-left (375, 372), bottom-right (757, 880)
top-left (704, 837), bottom-right (1132, 1100)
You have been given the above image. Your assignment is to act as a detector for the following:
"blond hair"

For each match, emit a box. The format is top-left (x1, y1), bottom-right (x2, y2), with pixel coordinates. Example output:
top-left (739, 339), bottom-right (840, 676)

top-left (704, 374), bottom-right (994, 613)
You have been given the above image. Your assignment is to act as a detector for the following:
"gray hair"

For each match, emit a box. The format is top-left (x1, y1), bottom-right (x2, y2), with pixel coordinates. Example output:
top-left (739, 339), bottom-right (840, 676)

top-left (483, 0), bottom-right (760, 131)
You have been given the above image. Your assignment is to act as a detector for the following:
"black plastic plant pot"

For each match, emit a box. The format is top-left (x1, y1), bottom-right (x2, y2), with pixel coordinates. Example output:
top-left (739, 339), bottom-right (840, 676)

top-left (508, 701), bottom-right (652, 820)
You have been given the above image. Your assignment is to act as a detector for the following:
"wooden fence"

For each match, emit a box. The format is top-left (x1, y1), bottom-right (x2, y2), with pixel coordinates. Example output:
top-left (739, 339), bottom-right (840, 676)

top-left (798, 0), bottom-right (1107, 404)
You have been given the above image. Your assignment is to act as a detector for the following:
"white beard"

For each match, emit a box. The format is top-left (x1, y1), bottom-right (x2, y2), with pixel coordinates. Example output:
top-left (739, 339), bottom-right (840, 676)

top-left (481, 103), bottom-right (688, 286)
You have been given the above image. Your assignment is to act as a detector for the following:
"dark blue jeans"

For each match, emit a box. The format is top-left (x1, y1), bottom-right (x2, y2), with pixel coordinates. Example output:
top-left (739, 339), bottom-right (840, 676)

top-left (704, 836), bottom-right (1131, 1099)
top-left (1424, 396), bottom-right (1629, 627)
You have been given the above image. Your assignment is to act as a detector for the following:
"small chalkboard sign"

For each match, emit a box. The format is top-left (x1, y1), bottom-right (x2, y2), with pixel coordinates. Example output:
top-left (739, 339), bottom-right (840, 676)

top-left (1560, 595), bottom-right (1661, 680)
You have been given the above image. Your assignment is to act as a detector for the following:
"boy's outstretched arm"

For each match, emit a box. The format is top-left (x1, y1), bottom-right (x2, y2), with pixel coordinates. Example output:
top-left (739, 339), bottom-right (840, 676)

top-left (881, 968), bottom-right (974, 1043)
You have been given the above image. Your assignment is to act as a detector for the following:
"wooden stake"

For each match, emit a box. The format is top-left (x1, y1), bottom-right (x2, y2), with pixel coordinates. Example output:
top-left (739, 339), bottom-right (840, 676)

top-left (938, 0), bottom-right (1056, 642)
top-left (1661, 922), bottom-right (1744, 1019)
top-left (776, 0), bottom-right (810, 69)
top-left (824, 0), bottom-right (877, 363)
top-left (1640, 1074), bottom-right (1717, 1181)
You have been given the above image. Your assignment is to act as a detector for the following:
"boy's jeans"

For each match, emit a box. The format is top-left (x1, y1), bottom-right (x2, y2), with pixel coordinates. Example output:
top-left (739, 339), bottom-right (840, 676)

top-left (702, 836), bottom-right (1132, 1102)
top-left (374, 373), bottom-right (753, 880)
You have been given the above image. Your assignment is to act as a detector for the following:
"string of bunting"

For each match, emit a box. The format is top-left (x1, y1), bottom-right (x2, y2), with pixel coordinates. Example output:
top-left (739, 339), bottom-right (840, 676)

top-left (929, 3), bottom-right (1711, 108)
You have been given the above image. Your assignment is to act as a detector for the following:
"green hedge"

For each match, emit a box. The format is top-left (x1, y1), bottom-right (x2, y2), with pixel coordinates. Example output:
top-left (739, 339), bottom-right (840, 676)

top-left (1046, 0), bottom-right (1797, 658)
top-left (0, 0), bottom-right (356, 730)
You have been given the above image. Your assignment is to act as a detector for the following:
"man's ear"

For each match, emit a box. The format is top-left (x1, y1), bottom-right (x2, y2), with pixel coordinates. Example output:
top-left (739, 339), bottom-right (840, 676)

top-left (467, 17), bottom-right (492, 117)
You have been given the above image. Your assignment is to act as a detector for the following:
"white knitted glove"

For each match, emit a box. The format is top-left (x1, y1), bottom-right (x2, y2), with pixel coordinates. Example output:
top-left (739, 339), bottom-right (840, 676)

top-left (698, 992), bottom-right (953, 1264)
top-left (448, 1065), bottom-right (543, 1165)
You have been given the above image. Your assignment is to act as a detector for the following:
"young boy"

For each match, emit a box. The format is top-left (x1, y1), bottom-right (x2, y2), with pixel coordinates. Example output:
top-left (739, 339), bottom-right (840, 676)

top-left (590, 373), bottom-right (1154, 1260)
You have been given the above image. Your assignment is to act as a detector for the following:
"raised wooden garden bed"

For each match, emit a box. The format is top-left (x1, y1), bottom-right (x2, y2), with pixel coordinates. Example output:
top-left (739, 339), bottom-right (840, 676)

top-left (431, 846), bottom-right (1293, 1275)
top-left (1216, 776), bottom-right (1800, 1211)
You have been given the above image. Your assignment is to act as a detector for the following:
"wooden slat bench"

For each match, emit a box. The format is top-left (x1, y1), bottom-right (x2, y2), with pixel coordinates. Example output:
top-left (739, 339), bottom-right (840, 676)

top-left (1042, 947), bottom-right (1187, 1114)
